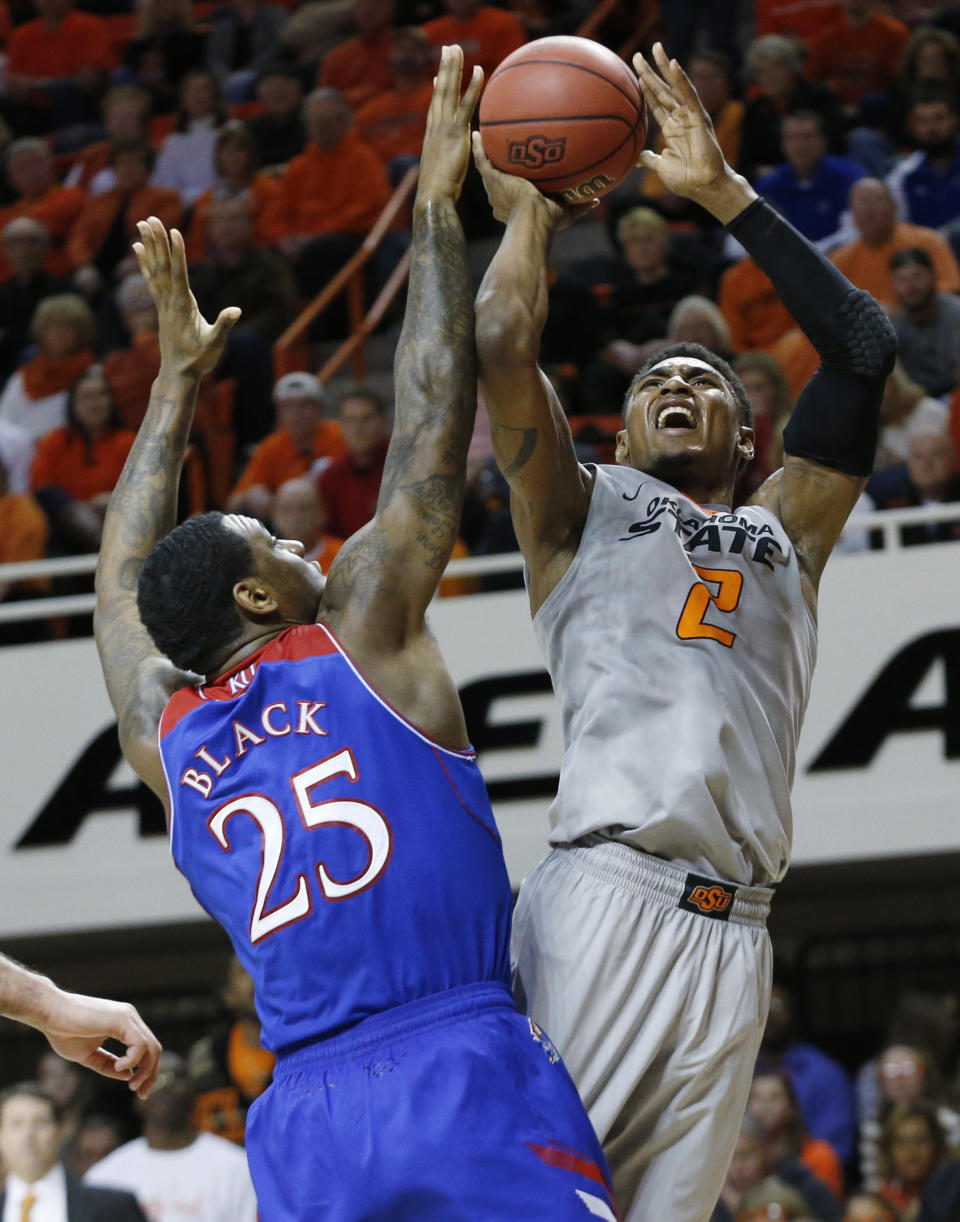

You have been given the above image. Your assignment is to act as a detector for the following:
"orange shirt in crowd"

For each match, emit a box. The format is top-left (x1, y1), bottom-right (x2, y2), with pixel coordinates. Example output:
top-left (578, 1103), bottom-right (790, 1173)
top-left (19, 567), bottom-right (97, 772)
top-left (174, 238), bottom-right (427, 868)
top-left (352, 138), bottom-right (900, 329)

top-left (355, 81), bottom-right (433, 163)
top-left (800, 1136), bottom-right (844, 1198)
top-left (67, 186), bottom-right (182, 269)
top-left (769, 327), bottom-right (819, 401)
top-left (306, 532), bottom-right (344, 575)
top-left (754, 0), bottom-right (842, 43)
top-left (0, 492), bottom-right (47, 572)
top-left (830, 222), bottom-right (960, 305)
top-left (318, 31), bottom-right (394, 108)
top-left (7, 8), bottom-right (114, 80)
top-left (261, 133), bottom-right (391, 241)
top-left (719, 256), bottom-right (796, 352)
top-left (186, 175), bottom-right (280, 263)
top-left (422, 7), bottom-right (526, 79)
top-left (644, 99), bottom-right (743, 199)
top-left (807, 11), bottom-right (909, 108)
top-left (102, 331), bottom-right (162, 428)
top-left (30, 426), bottom-right (135, 502)
top-left (0, 185), bottom-right (85, 281)
top-left (230, 422), bottom-right (348, 498)
top-left (0, 1), bottom-right (11, 52)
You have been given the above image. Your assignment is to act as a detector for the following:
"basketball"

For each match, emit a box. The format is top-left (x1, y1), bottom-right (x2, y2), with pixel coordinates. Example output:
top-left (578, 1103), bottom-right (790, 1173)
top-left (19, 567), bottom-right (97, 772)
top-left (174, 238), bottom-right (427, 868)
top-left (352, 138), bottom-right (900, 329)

top-left (478, 36), bottom-right (647, 203)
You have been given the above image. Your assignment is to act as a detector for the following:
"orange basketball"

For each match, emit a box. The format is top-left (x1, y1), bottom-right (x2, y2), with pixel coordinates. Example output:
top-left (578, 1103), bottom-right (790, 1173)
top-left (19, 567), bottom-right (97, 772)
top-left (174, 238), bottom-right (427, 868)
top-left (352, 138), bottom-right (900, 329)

top-left (478, 36), bottom-right (647, 203)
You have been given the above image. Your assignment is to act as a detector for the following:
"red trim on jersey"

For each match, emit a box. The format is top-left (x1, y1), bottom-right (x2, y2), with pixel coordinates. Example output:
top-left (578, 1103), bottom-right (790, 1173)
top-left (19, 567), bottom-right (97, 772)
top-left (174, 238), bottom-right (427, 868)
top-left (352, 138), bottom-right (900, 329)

top-left (527, 1140), bottom-right (617, 1202)
top-left (159, 624), bottom-right (338, 739)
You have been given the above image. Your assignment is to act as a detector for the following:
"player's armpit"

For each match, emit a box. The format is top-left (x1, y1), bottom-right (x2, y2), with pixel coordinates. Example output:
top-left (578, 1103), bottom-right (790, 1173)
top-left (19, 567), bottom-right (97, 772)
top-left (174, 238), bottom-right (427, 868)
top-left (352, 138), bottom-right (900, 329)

top-left (776, 454), bottom-right (866, 594)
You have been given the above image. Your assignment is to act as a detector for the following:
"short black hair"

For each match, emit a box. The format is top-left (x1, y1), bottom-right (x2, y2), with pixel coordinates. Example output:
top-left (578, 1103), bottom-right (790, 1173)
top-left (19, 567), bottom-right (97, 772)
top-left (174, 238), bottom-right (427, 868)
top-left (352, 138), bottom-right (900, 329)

top-left (783, 107), bottom-right (826, 135)
top-left (137, 512), bottom-right (254, 674)
top-left (0, 1082), bottom-right (60, 1125)
top-left (628, 341), bottom-right (754, 428)
top-left (890, 245), bottom-right (934, 272)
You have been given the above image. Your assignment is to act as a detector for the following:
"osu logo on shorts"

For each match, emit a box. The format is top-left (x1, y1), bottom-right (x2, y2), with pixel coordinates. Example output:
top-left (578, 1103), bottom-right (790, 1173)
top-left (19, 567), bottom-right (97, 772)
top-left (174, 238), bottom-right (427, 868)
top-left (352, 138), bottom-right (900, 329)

top-left (508, 135), bottom-right (566, 169)
top-left (688, 886), bottom-right (731, 913)
top-left (679, 873), bottom-right (736, 921)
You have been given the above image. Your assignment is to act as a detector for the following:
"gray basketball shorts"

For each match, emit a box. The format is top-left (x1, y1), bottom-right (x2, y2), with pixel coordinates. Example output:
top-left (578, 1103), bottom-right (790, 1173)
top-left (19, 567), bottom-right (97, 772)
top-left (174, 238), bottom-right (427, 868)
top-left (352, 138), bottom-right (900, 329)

top-left (511, 838), bottom-right (773, 1222)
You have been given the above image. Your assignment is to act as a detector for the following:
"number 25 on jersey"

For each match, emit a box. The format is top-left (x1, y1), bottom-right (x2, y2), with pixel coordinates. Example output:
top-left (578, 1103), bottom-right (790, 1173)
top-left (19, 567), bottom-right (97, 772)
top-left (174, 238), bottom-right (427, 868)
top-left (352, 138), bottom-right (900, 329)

top-left (208, 747), bottom-right (393, 944)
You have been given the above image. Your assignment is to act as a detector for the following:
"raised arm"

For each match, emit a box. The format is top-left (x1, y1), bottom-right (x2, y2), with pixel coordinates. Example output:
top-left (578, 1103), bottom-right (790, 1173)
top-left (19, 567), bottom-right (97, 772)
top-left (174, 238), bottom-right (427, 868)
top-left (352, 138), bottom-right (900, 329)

top-left (0, 953), bottom-right (162, 1099)
top-left (635, 44), bottom-right (896, 594)
top-left (323, 47), bottom-right (484, 646)
top-left (472, 137), bottom-right (595, 615)
top-left (94, 218), bottom-right (239, 798)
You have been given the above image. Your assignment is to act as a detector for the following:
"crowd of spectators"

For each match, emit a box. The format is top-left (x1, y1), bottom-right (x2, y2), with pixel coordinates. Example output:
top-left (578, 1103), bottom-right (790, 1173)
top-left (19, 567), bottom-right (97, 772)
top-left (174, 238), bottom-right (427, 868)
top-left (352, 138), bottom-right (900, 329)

top-left (1, 0), bottom-right (960, 641)
top-left (2, 962), bottom-right (960, 1221)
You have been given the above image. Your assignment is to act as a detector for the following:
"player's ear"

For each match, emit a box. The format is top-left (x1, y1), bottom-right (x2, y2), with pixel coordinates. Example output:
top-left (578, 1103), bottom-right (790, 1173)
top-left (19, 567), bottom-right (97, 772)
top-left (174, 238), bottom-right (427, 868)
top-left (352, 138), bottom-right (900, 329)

top-left (615, 427), bottom-right (632, 465)
top-left (233, 578), bottom-right (280, 618)
top-left (736, 424), bottom-right (755, 464)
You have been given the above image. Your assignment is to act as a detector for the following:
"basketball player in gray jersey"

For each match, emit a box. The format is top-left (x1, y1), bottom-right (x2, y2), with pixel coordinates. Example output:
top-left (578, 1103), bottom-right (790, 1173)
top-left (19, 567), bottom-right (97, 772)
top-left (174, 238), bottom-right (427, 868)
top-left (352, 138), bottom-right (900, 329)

top-left (471, 44), bottom-right (897, 1222)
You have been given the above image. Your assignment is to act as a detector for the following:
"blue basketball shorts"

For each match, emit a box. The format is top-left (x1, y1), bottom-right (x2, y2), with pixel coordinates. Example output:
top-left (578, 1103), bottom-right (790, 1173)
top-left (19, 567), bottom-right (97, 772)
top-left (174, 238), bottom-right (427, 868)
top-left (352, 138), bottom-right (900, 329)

top-left (246, 981), bottom-right (618, 1220)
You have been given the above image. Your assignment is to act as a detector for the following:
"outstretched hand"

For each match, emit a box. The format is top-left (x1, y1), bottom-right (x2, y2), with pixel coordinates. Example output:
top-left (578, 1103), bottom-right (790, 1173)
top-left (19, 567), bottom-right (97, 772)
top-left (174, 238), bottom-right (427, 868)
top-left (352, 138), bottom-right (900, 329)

top-left (133, 217), bottom-right (240, 380)
top-left (417, 45), bottom-right (484, 203)
top-left (470, 131), bottom-right (597, 230)
top-left (38, 987), bottom-right (162, 1100)
top-left (633, 42), bottom-right (730, 203)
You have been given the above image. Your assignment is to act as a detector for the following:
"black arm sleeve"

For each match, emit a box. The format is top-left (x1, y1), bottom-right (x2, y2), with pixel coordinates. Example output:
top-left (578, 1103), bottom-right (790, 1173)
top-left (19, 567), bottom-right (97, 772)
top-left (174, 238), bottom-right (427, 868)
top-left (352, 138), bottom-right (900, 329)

top-left (727, 197), bottom-right (898, 478)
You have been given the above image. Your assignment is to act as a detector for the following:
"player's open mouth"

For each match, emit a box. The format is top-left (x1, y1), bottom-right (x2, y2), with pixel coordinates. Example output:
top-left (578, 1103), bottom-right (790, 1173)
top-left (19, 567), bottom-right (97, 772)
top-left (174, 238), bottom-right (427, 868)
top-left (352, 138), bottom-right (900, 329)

top-left (655, 403), bottom-right (697, 430)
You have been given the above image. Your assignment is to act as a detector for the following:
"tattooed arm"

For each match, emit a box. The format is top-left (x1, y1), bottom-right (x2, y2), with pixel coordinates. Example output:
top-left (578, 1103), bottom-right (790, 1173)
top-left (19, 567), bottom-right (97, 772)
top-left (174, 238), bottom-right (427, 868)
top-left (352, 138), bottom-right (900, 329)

top-left (472, 138), bottom-right (594, 616)
top-left (323, 48), bottom-right (484, 650)
top-left (94, 218), bottom-right (239, 798)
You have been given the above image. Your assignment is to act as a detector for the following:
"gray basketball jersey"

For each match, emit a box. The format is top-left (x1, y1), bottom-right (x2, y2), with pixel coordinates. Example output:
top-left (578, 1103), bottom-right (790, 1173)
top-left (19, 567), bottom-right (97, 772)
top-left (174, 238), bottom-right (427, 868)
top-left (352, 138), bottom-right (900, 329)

top-left (532, 464), bottom-right (818, 886)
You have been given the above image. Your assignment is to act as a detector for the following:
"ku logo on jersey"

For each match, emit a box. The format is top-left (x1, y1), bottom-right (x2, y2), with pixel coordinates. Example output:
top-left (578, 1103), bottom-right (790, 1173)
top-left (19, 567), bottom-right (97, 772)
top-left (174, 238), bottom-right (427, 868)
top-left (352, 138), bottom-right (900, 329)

top-left (618, 493), bottom-right (788, 570)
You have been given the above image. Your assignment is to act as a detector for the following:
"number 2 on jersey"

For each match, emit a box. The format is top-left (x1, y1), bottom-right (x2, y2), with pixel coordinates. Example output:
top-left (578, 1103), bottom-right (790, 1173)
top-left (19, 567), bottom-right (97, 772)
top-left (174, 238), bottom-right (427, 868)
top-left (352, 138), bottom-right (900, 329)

top-left (676, 566), bottom-right (743, 648)
top-left (208, 747), bottom-right (393, 944)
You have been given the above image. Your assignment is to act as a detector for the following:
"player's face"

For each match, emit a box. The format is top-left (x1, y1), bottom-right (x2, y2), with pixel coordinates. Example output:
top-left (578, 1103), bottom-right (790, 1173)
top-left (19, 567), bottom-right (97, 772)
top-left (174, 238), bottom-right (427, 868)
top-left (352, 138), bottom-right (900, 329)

top-left (619, 358), bottom-right (753, 489)
top-left (224, 515), bottom-right (326, 623)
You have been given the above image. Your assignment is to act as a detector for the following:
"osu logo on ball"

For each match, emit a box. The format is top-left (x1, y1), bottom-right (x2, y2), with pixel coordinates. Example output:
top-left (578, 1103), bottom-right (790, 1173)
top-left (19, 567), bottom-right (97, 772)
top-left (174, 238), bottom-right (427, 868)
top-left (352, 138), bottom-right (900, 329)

top-left (687, 886), bottom-right (732, 914)
top-left (508, 135), bottom-right (566, 169)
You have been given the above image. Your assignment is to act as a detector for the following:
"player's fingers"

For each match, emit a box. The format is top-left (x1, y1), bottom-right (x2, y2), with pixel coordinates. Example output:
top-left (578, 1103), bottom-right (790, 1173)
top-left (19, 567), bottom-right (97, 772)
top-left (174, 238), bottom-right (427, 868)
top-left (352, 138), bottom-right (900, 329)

top-left (81, 1047), bottom-right (130, 1081)
top-left (432, 44), bottom-right (458, 111)
top-left (632, 52), bottom-right (674, 123)
top-left (460, 63), bottom-right (483, 122)
top-left (169, 227), bottom-right (190, 291)
top-left (118, 1044), bottom-right (162, 1098)
top-left (471, 129), bottom-right (491, 173)
top-left (134, 221), bottom-right (155, 277)
top-left (560, 198), bottom-right (600, 227)
top-left (212, 306), bottom-right (242, 345)
top-left (637, 149), bottom-right (664, 172)
top-left (147, 215), bottom-right (170, 269)
top-left (666, 54), bottom-right (710, 119)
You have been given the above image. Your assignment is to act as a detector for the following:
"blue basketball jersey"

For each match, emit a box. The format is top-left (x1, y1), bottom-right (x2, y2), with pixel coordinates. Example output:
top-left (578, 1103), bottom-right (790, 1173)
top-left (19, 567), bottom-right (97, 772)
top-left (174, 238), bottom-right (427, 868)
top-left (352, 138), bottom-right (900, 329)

top-left (158, 623), bottom-right (513, 1053)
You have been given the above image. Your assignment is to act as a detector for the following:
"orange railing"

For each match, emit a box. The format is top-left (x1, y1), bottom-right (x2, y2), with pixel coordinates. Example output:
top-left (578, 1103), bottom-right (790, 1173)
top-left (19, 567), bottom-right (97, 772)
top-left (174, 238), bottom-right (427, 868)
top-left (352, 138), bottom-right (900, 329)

top-left (576, 0), bottom-right (658, 61)
top-left (273, 163), bottom-right (420, 383)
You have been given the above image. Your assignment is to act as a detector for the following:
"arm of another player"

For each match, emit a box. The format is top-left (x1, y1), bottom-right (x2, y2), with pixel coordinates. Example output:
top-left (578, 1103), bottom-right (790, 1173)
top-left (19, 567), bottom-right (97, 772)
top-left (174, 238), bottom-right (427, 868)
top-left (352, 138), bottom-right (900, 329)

top-left (636, 44), bottom-right (896, 595)
top-left (472, 136), bottom-right (595, 615)
top-left (94, 218), bottom-right (240, 798)
top-left (323, 47), bottom-right (483, 643)
top-left (0, 954), bottom-right (162, 1099)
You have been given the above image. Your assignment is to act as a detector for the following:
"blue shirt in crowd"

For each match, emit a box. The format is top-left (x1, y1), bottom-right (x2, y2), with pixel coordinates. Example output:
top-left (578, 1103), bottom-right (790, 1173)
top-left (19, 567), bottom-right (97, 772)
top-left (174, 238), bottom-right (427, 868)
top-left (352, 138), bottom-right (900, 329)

top-left (755, 155), bottom-right (865, 242)
top-left (890, 144), bottom-right (960, 230)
